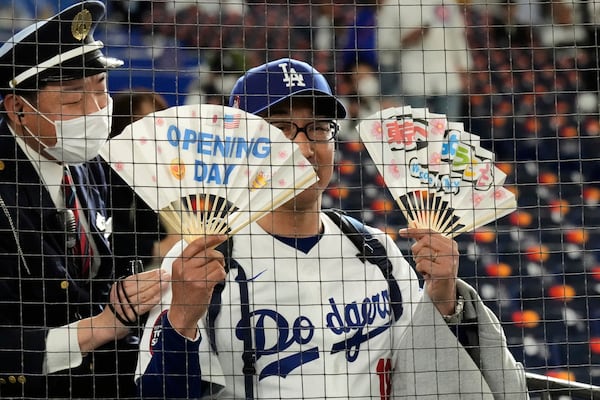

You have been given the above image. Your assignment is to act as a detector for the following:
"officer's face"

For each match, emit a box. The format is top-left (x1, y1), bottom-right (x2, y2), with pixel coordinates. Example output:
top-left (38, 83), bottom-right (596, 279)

top-left (264, 98), bottom-right (336, 211)
top-left (17, 73), bottom-right (109, 147)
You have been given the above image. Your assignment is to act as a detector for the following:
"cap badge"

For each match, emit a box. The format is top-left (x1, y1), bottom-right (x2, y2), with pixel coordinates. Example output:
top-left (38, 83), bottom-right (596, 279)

top-left (71, 9), bottom-right (92, 41)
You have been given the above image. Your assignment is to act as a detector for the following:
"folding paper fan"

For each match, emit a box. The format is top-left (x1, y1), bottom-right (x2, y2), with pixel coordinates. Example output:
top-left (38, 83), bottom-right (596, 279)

top-left (101, 104), bottom-right (317, 240)
top-left (358, 107), bottom-right (516, 238)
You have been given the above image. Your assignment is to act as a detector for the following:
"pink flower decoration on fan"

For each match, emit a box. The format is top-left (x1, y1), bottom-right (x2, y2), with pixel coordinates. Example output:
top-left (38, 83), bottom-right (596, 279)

top-left (138, 136), bottom-right (148, 145)
top-left (259, 123), bottom-right (268, 135)
top-left (191, 110), bottom-right (198, 118)
top-left (298, 159), bottom-right (310, 169)
top-left (278, 178), bottom-right (287, 187)
top-left (495, 188), bottom-right (506, 199)
top-left (151, 175), bottom-right (157, 183)
top-left (156, 118), bottom-right (164, 127)
top-left (157, 146), bottom-right (162, 154)
top-left (115, 162), bottom-right (124, 172)
top-left (278, 150), bottom-right (289, 159)
top-left (429, 152), bottom-right (442, 169)
top-left (388, 159), bottom-right (402, 178)
top-left (371, 122), bottom-right (383, 139)
top-left (473, 193), bottom-right (484, 206)
top-left (430, 119), bottom-right (446, 134)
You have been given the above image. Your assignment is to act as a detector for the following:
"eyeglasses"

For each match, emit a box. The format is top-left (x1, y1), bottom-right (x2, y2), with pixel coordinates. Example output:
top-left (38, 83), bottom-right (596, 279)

top-left (269, 120), bottom-right (339, 142)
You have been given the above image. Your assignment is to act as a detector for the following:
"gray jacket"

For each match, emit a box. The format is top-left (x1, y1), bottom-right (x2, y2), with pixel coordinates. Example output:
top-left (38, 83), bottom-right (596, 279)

top-left (393, 279), bottom-right (530, 399)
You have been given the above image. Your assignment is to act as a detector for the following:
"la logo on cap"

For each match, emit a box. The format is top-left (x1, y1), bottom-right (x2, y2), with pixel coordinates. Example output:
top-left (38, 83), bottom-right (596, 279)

top-left (72, 9), bottom-right (92, 41)
top-left (279, 63), bottom-right (306, 88)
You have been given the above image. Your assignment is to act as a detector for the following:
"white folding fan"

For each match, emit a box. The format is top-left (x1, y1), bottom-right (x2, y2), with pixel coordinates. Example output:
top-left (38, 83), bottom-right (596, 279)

top-left (101, 104), bottom-right (318, 241)
top-left (358, 106), bottom-right (516, 238)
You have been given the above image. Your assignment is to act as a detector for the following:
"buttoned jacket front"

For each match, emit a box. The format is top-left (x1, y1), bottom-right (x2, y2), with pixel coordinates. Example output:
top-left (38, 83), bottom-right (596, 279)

top-left (0, 120), bottom-right (137, 398)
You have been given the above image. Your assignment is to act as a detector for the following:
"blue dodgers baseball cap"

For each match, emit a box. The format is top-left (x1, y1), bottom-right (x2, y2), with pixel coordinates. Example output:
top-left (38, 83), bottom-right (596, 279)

top-left (0, 1), bottom-right (123, 94)
top-left (229, 58), bottom-right (347, 119)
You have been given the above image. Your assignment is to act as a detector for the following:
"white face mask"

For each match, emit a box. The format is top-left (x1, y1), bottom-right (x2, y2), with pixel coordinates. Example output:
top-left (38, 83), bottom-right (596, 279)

top-left (20, 96), bottom-right (113, 164)
top-left (356, 74), bottom-right (380, 98)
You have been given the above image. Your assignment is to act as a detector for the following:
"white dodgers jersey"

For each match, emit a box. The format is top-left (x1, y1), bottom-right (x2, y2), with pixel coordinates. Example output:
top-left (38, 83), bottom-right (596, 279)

top-left (138, 213), bottom-right (422, 399)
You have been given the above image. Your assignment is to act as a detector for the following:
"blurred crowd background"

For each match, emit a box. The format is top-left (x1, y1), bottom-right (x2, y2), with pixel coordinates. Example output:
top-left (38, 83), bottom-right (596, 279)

top-left (2, 0), bottom-right (600, 390)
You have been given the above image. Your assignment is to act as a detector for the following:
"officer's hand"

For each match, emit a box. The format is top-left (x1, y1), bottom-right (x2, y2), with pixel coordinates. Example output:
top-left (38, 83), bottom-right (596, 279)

top-left (108, 268), bottom-right (170, 331)
top-left (168, 235), bottom-right (227, 339)
top-left (399, 226), bottom-right (459, 315)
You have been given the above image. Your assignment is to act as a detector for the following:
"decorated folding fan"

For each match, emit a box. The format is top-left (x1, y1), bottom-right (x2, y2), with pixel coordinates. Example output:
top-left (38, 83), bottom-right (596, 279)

top-left (101, 104), bottom-right (317, 241)
top-left (358, 106), bottom-right (516, 238)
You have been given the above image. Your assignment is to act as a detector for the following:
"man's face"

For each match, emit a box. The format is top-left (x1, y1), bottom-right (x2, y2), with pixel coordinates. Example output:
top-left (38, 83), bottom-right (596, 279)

top-left (15, 73), bottom-right (108, 148)
top-left (264, 98), bottom-right (336, 211)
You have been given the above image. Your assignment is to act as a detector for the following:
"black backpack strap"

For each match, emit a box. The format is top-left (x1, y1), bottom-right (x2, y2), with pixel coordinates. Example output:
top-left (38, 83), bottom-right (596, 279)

top-left (324, 209), bottom-right (404, 322)
top-left (208, 236), bottom-right (256, 400)
top-left (235, 266), bottom-right (256, 400)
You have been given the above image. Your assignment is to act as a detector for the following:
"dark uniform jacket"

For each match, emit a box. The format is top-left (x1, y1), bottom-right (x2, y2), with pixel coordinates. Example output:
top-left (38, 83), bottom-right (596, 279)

top-left (0, 120), bottom-right (138, 398)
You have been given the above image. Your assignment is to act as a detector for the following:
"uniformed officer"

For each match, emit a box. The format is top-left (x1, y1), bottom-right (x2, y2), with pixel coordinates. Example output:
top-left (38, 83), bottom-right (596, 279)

top-left (0, 2), bottom-right (219, 398)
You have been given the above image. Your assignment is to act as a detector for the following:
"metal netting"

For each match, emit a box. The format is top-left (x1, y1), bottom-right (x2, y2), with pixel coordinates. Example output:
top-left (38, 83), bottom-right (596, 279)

top-left (0, 0), bottom-right (599, 398)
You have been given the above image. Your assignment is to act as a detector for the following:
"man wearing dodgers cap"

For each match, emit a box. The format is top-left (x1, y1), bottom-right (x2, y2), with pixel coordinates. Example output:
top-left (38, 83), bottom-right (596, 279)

top-left (0, 2), bottom-right (227, 398)
top-left (137, 58), bottom-right (529, 399)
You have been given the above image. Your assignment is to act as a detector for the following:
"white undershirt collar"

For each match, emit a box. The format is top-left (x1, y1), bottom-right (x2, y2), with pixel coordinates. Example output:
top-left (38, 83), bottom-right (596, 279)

top-left (9, 123), bottom-right (64, 207)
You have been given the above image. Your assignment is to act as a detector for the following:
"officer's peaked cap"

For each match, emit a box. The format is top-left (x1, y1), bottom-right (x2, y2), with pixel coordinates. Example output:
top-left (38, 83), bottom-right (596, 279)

top-left (229, 58), bottom-right (347, 119)
top-left (0, 1), bottom-right (123, 95)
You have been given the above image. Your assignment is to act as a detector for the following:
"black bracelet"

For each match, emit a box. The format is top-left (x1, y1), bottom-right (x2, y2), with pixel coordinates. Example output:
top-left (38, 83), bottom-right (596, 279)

top-left (107, 278), bottom-right (140, 327)
top-left (107, 301), bottom-right (137, 327)
top-left (117, 279), bottom-right (140, 323)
